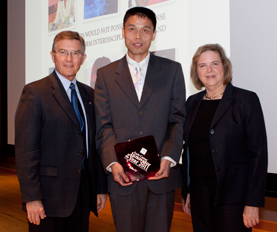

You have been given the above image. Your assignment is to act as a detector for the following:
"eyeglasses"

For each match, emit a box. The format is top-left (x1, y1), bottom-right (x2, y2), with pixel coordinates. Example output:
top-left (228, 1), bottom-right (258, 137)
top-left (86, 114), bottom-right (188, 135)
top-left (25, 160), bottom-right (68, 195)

top-left (53, 49), bottom-right (83, 59)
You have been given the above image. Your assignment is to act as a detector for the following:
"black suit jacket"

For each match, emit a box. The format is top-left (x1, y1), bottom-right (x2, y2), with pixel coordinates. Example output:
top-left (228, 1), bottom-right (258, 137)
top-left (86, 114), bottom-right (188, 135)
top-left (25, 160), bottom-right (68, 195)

top-left (94, 53), bottom-right (186, 195)
top-left (15, 71), bottom-right (107, 217)
top-left (182, 83), bottom-right (267, 207)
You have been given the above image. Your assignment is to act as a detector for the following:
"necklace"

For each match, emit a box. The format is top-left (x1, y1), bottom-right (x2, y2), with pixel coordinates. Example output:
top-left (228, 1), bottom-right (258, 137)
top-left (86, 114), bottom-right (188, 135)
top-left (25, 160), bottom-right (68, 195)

top-left (204, 92), bottom-right (224, 100)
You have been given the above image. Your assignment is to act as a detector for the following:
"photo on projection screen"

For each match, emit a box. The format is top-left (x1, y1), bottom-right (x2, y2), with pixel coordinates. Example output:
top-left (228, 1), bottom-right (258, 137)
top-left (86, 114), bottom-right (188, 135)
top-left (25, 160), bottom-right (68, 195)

top-left (128, 0), bottom-right (172, 8)
top-left (84, 0), bottom-right (118, 20)
top-left (48, 0), bottom-right (76, 32)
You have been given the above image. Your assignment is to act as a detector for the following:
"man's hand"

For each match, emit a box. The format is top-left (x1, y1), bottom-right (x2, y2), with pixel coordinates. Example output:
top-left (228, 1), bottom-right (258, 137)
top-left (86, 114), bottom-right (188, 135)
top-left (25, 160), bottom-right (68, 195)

top-left (182, 194), bottom-right (191, 215)
top-left (26, 200), bottom-right (46, 225)
top-left (148, 159), bottom-right (171, 180)
top-left (243, 206), bottom-right (259, 228)
top-left (111, 163), bottom-right (132, 186)
top-left (97, 194), bottom-right (107, 212)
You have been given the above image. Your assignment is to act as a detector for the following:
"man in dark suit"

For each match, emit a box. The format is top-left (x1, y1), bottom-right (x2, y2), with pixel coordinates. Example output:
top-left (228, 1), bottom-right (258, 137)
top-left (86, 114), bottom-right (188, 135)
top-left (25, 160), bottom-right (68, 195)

top-left (15, 31), bottom-right (107, 232)
top-left (94, 7), bottom-right (186, 232)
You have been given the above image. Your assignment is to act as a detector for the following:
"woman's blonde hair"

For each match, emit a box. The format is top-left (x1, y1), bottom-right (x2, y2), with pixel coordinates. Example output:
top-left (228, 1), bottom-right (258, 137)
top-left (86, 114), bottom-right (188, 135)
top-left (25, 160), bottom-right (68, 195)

top-left (190, 44), bottom-right (232, 90)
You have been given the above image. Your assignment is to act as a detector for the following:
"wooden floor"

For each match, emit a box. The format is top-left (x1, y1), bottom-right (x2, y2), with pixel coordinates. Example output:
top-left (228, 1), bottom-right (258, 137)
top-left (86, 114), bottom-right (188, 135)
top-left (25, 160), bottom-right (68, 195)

top-left (0, 167), bottom-right (271, 232)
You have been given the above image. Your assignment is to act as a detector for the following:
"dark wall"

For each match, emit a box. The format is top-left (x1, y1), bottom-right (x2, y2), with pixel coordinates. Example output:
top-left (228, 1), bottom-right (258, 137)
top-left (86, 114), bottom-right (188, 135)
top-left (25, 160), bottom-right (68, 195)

top-left (1, 1), bottom-right (15, 158)
top-left (1, 1), bottom-right (8, 152)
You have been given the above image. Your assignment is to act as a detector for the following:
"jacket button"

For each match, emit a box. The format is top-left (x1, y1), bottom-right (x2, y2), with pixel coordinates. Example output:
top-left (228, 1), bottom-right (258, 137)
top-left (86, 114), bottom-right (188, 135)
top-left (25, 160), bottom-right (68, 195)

top-left (79, 151), bottom-right (83, 156)
top-left (212, 149), bottom-right (217, 153)
top-left (139, 131), bottom-right (143, 135)
top-left (77, 170), bottom-right (81, 174)
top-left (210, 129), bottom-right (215, 135)
top-left (215, 167), bottom-right (220, 171)
top-left (139, 111), bottom-right (142, 115)
top-left (79, 132), bottom-right (82, 137)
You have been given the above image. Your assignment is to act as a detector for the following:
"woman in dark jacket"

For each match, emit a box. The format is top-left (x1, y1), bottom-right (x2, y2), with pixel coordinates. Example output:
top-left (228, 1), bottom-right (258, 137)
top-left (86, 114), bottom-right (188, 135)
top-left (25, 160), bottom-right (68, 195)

top-left (181, 44), bottom-right (267, 232)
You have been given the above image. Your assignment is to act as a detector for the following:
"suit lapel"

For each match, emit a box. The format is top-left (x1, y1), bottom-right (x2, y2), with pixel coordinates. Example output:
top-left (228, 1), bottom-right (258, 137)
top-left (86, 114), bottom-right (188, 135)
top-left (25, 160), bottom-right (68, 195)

top-left (139, 53), bottom-right (162, 109)
top-left (115, 56), bottom-right (139, 108)
top-left (77, 82), bottom-right (94, 141)
top-left (49, 72), bottom-right (80, 129)
top-left (210, 83), bottom-right (234, 128)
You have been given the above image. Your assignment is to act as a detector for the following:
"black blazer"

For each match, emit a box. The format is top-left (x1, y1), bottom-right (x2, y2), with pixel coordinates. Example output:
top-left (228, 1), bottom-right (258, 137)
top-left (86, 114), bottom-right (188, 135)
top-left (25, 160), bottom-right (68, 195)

top-left (15, 71), bottom-right (107, 217)
top-left (95, 53), bottom-right (186, 195)
top-left (182, 83), bottom-right (267, 207)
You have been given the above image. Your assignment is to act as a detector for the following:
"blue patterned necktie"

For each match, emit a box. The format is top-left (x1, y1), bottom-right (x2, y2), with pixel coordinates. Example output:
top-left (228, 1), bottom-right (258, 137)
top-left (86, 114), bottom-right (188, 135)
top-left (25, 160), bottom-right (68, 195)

top-left (70, 83), bottom-right (87, 168)
top-left (70, 83), bottom-right (84, 132)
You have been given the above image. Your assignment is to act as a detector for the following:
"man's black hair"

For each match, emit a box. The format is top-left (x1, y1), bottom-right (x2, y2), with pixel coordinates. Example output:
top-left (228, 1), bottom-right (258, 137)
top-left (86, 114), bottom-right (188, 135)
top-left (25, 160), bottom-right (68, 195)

top-left (123, 7), bottom-right (157, 31)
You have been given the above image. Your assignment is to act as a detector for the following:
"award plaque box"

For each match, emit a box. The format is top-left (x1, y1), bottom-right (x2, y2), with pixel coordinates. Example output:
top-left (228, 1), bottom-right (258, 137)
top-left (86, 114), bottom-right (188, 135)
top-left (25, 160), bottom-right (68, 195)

top-left (114, 135), bottom-right (160, 182)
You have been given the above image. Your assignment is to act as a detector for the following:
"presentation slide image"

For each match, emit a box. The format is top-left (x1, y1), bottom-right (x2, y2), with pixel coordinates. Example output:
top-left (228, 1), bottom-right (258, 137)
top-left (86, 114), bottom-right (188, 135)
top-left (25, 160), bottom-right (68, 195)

top-left (129, 0), bottom-right (171, 8)
top-left (84, 0), bottom-right (118, 20)
top-left (27, 0), bottom-right (230, 90)
top-left (49, 0), bottom-right (76, 32)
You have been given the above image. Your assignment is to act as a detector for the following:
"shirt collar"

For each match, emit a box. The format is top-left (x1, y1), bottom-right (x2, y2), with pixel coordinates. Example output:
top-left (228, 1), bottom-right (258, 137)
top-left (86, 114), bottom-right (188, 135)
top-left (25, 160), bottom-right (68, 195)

top-left (126, 52), bottom-right (150, 69)
top-left (55, 69), bottom-right (76, 90)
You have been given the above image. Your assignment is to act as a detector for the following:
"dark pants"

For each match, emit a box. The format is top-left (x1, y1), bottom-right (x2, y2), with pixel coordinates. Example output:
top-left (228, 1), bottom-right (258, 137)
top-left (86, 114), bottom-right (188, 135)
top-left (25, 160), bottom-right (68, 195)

top-left (109, 180), bottom-right (175, 232)
top-left (29, 168), bottom-right (91, 232)
top-left (190, 179), bottom-right (251, 232)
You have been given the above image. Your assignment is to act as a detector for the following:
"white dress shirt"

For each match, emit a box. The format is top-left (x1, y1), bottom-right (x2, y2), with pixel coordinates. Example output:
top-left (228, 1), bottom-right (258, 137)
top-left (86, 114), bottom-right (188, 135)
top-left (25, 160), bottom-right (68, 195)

top-left (126, 53), bottom-right (150, 101)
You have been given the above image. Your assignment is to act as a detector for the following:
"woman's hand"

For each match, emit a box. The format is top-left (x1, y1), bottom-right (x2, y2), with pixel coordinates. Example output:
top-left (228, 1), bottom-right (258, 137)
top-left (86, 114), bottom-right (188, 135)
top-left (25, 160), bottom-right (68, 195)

top-left (243, 206), bottom-right (259, 228)
top-left (181, 194), bottom-right (191, 216)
